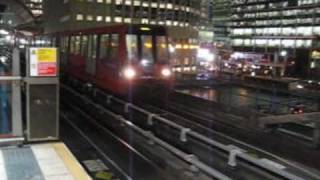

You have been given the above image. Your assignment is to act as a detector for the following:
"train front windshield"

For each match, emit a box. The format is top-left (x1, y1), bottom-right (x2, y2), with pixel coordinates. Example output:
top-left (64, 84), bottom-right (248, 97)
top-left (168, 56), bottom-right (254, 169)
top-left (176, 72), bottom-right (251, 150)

top-left (126, 34), bottom-right (169, 65)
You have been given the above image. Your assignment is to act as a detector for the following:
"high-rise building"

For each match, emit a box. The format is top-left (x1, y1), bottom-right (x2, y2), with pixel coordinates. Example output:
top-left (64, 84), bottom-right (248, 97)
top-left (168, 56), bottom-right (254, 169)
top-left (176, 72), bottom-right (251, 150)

top-left (229, 0), bottom-right (320, 77)
top-left (43, 0), bottom-right (210, 40)
top-left (211, 0), bottom-right (231, 47)
top-left (23, 0), bottom-right (43, 17)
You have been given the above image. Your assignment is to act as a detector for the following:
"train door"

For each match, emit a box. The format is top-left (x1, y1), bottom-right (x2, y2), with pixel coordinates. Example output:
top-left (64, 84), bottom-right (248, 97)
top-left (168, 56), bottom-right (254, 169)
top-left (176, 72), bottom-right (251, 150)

top-left (85, 34), bottom-right (97, 76)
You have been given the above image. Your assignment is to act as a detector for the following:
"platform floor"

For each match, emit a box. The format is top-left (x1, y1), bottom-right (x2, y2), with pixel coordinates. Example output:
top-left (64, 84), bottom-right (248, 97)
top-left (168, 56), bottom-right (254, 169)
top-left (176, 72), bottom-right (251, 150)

top-left (0, 142), bottom-right (90, 180)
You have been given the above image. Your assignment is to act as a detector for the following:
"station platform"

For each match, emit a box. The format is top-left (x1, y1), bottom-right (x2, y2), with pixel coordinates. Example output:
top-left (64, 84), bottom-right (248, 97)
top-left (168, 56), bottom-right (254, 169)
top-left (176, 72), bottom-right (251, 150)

top-left (0, 142), bottom-right (90, 180)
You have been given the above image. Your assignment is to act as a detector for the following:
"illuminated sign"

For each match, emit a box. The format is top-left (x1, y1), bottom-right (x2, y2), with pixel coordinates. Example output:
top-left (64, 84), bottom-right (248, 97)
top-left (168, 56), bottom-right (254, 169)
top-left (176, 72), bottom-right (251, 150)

top-left (30, 48), bottom-right (58, 77)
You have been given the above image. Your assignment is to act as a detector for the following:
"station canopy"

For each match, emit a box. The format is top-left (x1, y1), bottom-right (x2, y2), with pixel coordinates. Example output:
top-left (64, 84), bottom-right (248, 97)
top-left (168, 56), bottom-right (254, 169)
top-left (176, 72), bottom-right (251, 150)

top-left (0, 0), bottom-right (39, 35)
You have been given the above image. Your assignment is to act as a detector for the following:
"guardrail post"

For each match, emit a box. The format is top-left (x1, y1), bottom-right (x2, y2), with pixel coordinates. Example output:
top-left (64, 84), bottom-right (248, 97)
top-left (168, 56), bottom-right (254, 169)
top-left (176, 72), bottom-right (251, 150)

top-left (228, 149), bottom-right (243, 168)
top-left (180, 128), bottom-right (191, 142)
top-left (185, 154), bottom-right (199, 174)
top-left (107, 95), bottom-right (113, 104)
top-left (147, 114), bottom-right (156, 126)
top-left (124, 103), bottom-right (132, 113)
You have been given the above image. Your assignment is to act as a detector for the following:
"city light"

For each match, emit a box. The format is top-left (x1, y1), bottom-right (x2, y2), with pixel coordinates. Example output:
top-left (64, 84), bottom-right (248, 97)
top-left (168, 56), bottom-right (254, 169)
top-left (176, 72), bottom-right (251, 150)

top-left (296, 84), bottom-right (304, 89)
top-left (141, 59), bottom-right (149, 66)
top-left (280, 50), bottom-right (287, 57)
top-left (161, 68), bottom-right (171, 77)
top-left (0, 29), bottom-right (9, 35)
top-left (197, 48), bottom-right (214, 62)
top-left (169, 45), bottom-right (176, 53)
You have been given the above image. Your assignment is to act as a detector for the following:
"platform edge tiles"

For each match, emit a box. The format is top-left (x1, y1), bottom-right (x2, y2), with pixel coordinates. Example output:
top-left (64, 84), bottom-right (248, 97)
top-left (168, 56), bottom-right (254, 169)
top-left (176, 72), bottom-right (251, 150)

top-left (0, 142), bottom-right (91, 180)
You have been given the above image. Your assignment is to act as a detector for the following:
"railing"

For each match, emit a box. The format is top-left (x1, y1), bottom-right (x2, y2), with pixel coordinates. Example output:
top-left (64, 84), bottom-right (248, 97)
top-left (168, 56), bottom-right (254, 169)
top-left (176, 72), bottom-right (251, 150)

top-left (64, 79), bottom-right (314, 180)
top-left (63, 85), bottom-right (232, 180)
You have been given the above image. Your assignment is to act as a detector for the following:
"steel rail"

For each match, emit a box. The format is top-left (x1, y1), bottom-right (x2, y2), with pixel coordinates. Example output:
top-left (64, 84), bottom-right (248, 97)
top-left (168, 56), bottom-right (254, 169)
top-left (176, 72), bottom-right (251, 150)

top-left (0, 76), bottom-right (22, 81)
top-left (61, 112), bottom-right (132, 180)
top-left (89, 87), bottom-right (307, 180)
top-left (63, 85), bottom-right (232, 180)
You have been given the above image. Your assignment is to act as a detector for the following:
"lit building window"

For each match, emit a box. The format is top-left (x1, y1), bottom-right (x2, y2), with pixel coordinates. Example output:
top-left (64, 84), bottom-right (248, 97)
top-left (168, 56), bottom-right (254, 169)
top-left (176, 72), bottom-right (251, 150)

top-left (105, 16), bottom-right (111, 22)
top-left (125, 0), bottom-right (131, 5)
top-left (141, 18), bottom-right (149, 24)
top-left (76, 14), bottom-right (84, 21)
top-left (115, 0), bottom-right (122, 5)
top-left (87, 15), bottom-right (94, 21)
top-left (114, 17), bottom-right (122, 23)
top-left (151, 3), bottom-right (157, 8)
top-left (96, 16), bottom-right (103, 21)
top-left (142, 2), bottom-right (149, 7)
top-left (124, 18), bottom-right (132, 23)
top-left (133, 0), bottom-right (140, 6)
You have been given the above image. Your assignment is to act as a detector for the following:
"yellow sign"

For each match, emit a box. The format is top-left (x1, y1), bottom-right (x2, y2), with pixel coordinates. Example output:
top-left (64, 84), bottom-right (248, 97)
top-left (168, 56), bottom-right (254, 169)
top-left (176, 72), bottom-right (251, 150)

top-left (37, 48), bottom-right (57, 62)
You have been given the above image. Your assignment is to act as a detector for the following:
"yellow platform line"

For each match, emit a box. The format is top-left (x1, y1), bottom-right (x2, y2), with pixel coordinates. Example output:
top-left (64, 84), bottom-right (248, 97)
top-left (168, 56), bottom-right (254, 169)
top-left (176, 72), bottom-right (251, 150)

top-left (52, 143), bottom-right (91, 180)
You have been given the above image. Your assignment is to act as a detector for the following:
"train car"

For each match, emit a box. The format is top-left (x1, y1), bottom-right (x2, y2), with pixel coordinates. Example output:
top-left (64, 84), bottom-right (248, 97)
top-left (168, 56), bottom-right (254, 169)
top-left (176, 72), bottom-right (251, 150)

top-left (38, 25), bottom-right (173, 96)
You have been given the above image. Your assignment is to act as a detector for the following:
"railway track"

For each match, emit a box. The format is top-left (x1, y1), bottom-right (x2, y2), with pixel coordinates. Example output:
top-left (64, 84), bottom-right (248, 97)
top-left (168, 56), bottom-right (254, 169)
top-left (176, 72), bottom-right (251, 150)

top-left (157, 92), bottom-right (320, 169)
top-left (61, 78), bottom-right (320, 180)
top-left (61, 101), bottom-right (200, 180)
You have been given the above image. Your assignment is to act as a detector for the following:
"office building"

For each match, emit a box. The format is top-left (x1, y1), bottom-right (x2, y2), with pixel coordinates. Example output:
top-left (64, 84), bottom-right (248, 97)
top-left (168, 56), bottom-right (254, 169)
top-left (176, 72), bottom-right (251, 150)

top-left (43, 0), bottom-right (210, 40)
top-left (230, 0), bottom-right (320, 77)
top-left (211, 0), bottom-right (231, 47)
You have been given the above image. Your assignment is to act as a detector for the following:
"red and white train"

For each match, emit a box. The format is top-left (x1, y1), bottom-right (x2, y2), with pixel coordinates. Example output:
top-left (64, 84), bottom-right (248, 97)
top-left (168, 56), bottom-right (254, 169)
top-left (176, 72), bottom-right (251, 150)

top-left (35, 25), bottom-right (173, 96)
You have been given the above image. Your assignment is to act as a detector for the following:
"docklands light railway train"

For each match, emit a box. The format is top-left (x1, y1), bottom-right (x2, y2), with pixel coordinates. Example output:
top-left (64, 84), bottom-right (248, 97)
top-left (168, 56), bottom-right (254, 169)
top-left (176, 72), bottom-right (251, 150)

top-left (33, 24), bottom-right (173, 96)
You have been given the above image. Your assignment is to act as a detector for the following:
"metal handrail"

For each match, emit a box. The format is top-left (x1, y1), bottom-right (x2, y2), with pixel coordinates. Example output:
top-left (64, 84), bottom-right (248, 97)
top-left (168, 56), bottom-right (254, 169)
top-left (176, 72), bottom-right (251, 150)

top-left (0, 76), bottom-right (22, 81)
top-left (63, 85), bottom-right (231, 180)
top-left (90, 87), bottom-right (307, 180)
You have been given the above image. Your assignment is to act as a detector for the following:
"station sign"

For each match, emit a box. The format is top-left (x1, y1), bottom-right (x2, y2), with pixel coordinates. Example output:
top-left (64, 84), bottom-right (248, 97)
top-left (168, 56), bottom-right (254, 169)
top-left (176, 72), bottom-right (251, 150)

top-left (29, 48), bottom-right (57, 77)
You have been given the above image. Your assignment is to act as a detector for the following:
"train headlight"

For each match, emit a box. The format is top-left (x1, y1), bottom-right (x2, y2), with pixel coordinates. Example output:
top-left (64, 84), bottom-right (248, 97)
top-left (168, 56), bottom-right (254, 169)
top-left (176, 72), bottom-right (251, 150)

top-left (123, 67), bottom-right (136, 80)
top-left (161, 68), bottom-right (171, 77)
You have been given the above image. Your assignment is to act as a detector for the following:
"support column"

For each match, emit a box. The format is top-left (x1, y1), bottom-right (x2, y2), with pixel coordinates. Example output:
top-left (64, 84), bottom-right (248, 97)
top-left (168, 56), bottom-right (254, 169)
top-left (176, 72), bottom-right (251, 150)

top-left (11, 48), bottom-right (23, 137)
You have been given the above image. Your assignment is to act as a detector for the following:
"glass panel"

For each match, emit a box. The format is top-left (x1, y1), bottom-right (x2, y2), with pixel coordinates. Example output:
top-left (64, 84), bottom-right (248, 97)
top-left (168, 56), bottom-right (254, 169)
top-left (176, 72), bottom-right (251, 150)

top-left (99, 34), bottom-right (110, 61)
top-left (70, 36), bottom-right (75, 54)
top-left (110, 34), bottom-right (119, 62)
top-left (141, 35), bottom-right (154, 64)
top-left (0, 81), bottom-right (12, 134)
top-left (126, 35), bottom-right (138, 62)
top-left (92, 35), bottom-right (97, 59)
top-left (156, 36), bottom-right (169, 63)
top-left (81, 36), bottom-right (88, 56)
top-left (75, 36), bottom-right (81, 54)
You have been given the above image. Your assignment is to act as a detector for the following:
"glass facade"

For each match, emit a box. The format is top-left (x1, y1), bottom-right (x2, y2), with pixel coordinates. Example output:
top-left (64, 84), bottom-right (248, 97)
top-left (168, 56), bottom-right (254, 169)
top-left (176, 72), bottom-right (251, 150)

top-left (230, 0), bottom-right (320, 49)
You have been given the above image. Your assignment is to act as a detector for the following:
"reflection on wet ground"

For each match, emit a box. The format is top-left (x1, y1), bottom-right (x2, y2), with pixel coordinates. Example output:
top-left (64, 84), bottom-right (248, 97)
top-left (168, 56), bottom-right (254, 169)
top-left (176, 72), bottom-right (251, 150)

top-left (176, 85), bottom-right (318, 115)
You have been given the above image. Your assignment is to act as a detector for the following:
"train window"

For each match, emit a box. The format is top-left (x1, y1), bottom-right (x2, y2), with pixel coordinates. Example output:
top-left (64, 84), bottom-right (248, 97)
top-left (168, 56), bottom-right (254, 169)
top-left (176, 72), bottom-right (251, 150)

top-left (126, 35), bottom-right (138, 62)
top-left (141, 35), bottom-right (154, 64)
top-left (110, 34), bottom-right (119, 62)
top-left (60, 37), bottom-right (65, 52)
top-left (156, 36), bottom-right (169, 63)
top-left (99, 34), bottom-right (110, 61)
top-left (75, 36), bottom-right (81, 54)
top-left (81, 35), bottom-right (88, 56)
top-left (92, 35), bottom-right (97, 59)
top-left (70, 36), bottom-right (75, 54)
top-left (87, 35), bottom-right (98, 59)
